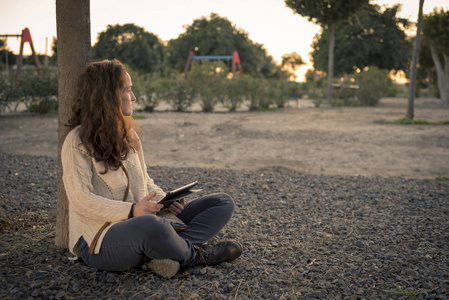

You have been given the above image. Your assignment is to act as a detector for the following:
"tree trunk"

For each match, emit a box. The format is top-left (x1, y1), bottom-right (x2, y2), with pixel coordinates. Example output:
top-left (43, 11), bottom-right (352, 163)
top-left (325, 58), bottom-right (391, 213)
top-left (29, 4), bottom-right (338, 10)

top-left (55, 0), bottom-right (91, 248)
top-left (327, 24), bottom-right (335, 107)
top-left (429, 43), bottom-right (449, 107)
top-left (406, 0), bottom-right (425, 120)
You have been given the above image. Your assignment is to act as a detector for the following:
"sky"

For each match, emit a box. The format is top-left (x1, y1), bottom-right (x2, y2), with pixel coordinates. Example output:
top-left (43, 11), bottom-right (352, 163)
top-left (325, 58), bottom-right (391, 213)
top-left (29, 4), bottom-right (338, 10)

top-left (0, 0), bottom-right (447, 81)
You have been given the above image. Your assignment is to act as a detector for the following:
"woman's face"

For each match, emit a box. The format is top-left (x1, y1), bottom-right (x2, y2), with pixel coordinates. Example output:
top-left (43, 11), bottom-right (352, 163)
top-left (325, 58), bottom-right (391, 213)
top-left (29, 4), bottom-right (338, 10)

top-left (121, 72), bottom-right (136, 116)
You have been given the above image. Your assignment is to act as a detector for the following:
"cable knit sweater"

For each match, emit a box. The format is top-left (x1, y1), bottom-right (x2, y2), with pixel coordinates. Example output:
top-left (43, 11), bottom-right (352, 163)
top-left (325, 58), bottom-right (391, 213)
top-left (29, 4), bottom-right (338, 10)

top-left (61, 126), bottom-right (166, 257)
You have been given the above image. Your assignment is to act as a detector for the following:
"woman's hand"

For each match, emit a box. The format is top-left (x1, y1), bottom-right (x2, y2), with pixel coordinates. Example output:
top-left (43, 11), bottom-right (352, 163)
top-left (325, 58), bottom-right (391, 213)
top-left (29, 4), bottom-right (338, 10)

top-left (167, 198), bottom-right (185, 215)
top-left (133, 192), bottom-right (164, 217)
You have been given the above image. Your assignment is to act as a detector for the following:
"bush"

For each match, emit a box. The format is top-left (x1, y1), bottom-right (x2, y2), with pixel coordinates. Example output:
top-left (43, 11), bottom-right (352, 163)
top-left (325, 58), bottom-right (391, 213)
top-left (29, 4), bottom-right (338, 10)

top-left (0, 76), bottom-right (19, 113)
top-left (187, 61), bottom-right (227, 112)
top-left (18, 67), bottom-right (58, 111)
top-left (163, 74), bottom-right (196, 112)
top-left (28, 98), bottom-right (58, 114)
top-left (241, 76), bottom-right (270, 111)
top-left (287, 81), bottom-right (304, 100)
top-left (355, 66), bottom-right (395, 106)
top-left (303, 70), bottom-right (327, 107)
top-left (222, 74), bottom-right (246, 112)
top-left (271, 79), bottom-right (290, 109)
top-left (127, 68), bottom-right (161, 113)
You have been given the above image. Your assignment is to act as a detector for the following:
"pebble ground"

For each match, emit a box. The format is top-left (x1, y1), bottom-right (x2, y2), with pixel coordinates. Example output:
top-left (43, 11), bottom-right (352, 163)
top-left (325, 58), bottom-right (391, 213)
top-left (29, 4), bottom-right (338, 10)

top-left (1, 152), bottom-right (448, 299)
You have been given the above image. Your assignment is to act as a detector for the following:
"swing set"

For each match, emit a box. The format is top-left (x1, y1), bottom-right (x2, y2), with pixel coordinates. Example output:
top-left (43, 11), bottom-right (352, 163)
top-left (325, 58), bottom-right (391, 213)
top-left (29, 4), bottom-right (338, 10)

top-left (0, 27), bottom-right (41, 84)
top-left (183, 50), bottom-right (242, 78)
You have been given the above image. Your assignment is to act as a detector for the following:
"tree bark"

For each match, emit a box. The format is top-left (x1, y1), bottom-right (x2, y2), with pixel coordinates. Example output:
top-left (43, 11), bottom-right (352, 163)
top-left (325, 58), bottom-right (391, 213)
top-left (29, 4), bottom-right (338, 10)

top-left (327, 24), bottom-right (335, 107)
top-left (429, 43), bottom-right (449, 107)
top-left (55, 0), bottom-right (91, 248)
top-left (406, 0), bottom-right (425, 120)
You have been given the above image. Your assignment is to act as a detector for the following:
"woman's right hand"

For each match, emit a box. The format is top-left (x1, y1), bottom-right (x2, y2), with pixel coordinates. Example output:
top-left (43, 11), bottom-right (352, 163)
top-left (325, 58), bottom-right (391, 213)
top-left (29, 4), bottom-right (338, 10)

top-left (133, 192), bottom-right (164, 217)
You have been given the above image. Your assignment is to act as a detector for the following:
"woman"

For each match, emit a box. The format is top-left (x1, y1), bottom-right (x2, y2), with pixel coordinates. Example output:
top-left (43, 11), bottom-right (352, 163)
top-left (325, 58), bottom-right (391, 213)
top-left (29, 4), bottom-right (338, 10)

top-left (61, 59), bottom-right (242, 278)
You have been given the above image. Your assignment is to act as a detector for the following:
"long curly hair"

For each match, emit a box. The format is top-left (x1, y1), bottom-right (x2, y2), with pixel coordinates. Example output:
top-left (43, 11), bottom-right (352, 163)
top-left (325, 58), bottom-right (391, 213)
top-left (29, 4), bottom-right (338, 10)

top-left (67, 59), bottom-right (140, 173)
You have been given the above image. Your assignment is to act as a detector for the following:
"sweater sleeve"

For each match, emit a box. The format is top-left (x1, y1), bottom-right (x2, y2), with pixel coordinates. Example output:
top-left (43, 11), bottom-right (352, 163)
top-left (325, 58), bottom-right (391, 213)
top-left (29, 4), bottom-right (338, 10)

top-left (62, 129), bottom-right (132, 222)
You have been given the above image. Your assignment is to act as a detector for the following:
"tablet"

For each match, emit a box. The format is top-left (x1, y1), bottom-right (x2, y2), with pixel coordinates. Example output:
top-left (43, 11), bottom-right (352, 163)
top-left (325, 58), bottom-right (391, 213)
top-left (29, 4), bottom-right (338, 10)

top-left (158, 181), bottom-right (200, 208)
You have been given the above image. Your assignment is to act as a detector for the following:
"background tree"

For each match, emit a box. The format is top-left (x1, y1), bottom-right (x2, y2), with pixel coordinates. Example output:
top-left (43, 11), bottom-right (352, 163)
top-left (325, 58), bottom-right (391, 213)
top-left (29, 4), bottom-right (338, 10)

top-left (406, 0), bottom-right (425, 120)
top-left (281, 52), bottom-right (305, 81)
top-left (50, 37), bottom-right (58, 65)
top-left (0, 40), bottom-right (16, 73)
top-left (417, 37), bottom-right (437, 97)
top-left (422, 8), bottom-right (449, 106)
top-left (92, 23), bottom-right (164, 73)
top-left (311, 4), bottom-right (410, 76)
top-left (285, 0), bottom-right (369, 106)
top-left (165, 13), bottom-right (281, 78)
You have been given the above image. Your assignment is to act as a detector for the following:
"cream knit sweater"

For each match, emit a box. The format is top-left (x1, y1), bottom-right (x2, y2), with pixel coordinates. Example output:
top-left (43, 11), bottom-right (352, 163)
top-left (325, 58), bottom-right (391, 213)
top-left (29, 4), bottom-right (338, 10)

top-left (61, 126), bottom-right (165, 257)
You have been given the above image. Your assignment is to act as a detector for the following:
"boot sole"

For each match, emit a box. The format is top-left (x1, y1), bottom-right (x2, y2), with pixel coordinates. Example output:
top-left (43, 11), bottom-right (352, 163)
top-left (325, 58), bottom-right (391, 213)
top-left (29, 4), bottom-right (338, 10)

top-left (144, 259), bottom-right (180, 279)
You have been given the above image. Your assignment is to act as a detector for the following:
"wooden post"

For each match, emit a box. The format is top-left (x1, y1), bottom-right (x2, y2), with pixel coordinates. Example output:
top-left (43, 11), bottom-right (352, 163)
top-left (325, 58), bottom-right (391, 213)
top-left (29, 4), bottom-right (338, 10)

top-left (55, 0), bottom-right (91, 248)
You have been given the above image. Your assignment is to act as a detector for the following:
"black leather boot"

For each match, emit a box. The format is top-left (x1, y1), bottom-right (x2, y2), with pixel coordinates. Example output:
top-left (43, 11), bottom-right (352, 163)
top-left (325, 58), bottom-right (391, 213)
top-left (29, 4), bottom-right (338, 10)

top-left (194, 240), bottom-right (243, 266)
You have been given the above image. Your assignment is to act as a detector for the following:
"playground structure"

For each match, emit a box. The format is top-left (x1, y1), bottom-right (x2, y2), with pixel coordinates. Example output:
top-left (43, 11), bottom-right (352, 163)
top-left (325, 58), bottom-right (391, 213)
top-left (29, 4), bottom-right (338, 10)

top-left (0, 27), bottom-right (41, 84)
top-left (184, 50), bottom-right (242, 78)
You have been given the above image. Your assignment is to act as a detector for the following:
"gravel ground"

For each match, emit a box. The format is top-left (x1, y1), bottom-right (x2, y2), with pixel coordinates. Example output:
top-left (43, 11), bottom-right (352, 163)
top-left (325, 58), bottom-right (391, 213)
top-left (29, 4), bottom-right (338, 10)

top-left (1, 152), bottom-right (448, 299)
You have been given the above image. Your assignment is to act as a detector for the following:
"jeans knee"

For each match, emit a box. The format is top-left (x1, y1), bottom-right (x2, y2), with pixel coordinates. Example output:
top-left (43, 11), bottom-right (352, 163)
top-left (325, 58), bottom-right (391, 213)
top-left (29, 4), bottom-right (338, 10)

top-left (216, 193), bottom-right (235, 215)
top-left (132, 215), bottom-right (173, 240)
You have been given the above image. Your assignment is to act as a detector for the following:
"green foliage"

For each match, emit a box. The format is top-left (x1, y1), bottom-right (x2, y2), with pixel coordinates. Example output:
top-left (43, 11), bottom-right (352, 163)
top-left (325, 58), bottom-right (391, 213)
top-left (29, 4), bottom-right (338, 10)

top-left (28, 99), bottom-right (58, 114)
top-left (240, 76), bottom-right (270, 111)
top-left (281, 52), bottom-right (305, 81)
top-left (303, 69), bottom-right (327, 107)
top-left (395, 117), bottom-right (449, 125)
top-left (18, 68), bottom-right (59, 112)
top-left (132, 115), bottom-right (147, 120)
top-left (240, 77), bottom-right (290, 111)
top-left (50, 37), bottom-right (58, 65)
top-left (187, 61), bottom-right (227, 112)
top-left (165, 13), bottom-right (281, 78)
top-left (435, 175), bottom-right (449, 180)
top-left (92, 24), bottom-right (164, 73)
top-left (423, 8), bottom-right (449, 57)
top-left (163, 73), bottom-right (196, 112)
top-left (388, 288), bottom-right (419, 299)
top-left (0, 76), bottom-right (19, 112)
top-left (422, 8), bottom-right (449, 105)
top-left (127, 68), bottom-right (163, 113)
top-left (0, 68), bottom-right (58, 114)
top-left (285, 0), bottom-right (369, 26)
top-left (287, 81), bottom-right (304, 100)
top-left (223, 75), bottom-right (246, 112)
top-left (311, 4), bottom-right (411, 75)
top-left (270, 79), bottom-right (291, 109)
top-left (355, 67), bottom-right (395, 106)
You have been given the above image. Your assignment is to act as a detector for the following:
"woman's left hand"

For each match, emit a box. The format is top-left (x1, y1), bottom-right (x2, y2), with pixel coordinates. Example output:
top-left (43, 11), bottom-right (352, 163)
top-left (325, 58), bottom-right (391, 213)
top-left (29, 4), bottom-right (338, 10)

top-left (167, 198), bottom-right (185, 215)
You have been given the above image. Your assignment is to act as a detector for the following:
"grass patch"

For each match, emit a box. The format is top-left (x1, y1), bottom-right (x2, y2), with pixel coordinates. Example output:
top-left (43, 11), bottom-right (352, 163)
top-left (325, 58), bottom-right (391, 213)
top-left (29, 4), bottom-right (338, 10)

top-left (388, 288), bottom-right (419, 299)
top-left (395, 117), bottom-right (449, 125)
top-left (436, 175), bottom-right (449, 181)
top-left (132, 114), bottom-right (147, 120)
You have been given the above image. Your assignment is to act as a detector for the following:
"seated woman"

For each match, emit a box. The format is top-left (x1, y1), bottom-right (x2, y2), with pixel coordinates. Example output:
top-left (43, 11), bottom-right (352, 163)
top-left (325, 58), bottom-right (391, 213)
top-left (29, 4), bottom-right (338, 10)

top-left (61, 59), bottom-right (242, 278)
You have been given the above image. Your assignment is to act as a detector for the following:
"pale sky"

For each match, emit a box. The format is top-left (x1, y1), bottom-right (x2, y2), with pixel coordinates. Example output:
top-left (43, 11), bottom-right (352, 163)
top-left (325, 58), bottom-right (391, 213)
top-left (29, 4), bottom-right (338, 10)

top-left (0, 0), bottom-right (447, 81)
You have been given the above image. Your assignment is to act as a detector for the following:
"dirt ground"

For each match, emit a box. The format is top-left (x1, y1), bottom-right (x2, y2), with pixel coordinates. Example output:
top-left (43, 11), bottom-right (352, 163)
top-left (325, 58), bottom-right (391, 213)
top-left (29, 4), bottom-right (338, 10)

top-left (0, 97), bottom-right (448, 179)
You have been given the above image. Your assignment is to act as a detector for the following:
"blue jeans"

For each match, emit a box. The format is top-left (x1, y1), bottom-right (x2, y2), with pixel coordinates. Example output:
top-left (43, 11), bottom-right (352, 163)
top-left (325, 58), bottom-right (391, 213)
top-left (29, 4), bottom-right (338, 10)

top-left (78, 193), bottom-right (235, 271)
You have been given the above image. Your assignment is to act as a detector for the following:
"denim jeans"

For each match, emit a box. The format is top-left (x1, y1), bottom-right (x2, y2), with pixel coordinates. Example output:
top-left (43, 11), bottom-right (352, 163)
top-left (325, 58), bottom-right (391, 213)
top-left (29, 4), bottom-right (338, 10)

top-left (78, 193), bottom-right (235, 271)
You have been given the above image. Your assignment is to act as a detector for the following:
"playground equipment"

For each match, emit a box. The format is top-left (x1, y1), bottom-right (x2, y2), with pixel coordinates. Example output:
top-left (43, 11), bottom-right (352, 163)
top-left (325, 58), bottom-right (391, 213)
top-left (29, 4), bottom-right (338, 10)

top-left (0, 27), bottom-right (41, 84)
top-left (184, 50), bottom-right (242, 78)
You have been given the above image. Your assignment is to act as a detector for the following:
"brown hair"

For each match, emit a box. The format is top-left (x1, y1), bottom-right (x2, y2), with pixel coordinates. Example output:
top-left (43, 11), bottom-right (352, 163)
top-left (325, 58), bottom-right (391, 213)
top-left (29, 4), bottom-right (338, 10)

top-left (67, 59), bottom-right (139, 173)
